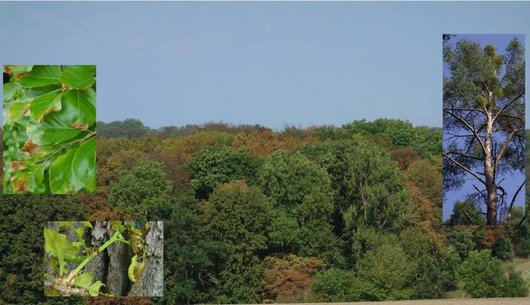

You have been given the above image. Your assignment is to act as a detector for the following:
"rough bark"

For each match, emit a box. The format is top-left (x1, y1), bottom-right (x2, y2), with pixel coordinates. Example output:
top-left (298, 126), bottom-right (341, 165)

top-left (484, 114), bottom-right (497, 225)
top-left (45, 221), bottom-right (163, 297)
top-left (129, 221), bottom-right (164, 296)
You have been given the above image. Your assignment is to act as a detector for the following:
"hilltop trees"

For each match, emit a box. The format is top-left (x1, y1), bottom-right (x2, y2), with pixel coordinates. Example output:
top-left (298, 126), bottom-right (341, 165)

top-left (204, 181), bottom-right (273, 304)
top-left (258, 151), bottom-right (343, 266)
top-left (108, 160), bottom-right (172, 220)
top-left (3, 118), bottom-right (530, 304)
top-left (189, 147), bottom-right (256, 199)
top-left (443, 37), bottom-right (525, 225)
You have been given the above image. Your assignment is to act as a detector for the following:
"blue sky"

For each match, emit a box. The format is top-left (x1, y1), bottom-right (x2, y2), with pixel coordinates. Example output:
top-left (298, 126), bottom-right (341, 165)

top-left (442, 34), bottom-right (526, 221)
top-left (1, 2), bottom-right (529, 130)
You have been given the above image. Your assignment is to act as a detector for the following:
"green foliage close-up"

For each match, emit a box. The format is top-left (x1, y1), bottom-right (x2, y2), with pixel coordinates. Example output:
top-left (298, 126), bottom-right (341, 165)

top-left (3, 65), bottom-right (96, 194)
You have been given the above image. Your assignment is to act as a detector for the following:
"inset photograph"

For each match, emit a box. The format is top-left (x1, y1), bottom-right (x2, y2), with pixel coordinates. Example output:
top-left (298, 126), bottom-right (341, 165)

top-left (2, 65), bottom-right (96, 194)
top-left (443, 34), bottom-right (525, 225)
top-left (43, 221), bottom-right (163, 297)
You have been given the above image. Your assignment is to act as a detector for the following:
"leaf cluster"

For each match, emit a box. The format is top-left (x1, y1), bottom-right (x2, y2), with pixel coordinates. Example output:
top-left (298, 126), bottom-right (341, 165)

top-left (3, 65), bottom-right (96, 194)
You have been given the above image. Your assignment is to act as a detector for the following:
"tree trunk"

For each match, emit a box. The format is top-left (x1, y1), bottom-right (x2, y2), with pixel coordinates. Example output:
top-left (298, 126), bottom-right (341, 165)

top-left (484, 114), bottom-right (497, 225)
top-left (46, 221), bottom-right (163, 296)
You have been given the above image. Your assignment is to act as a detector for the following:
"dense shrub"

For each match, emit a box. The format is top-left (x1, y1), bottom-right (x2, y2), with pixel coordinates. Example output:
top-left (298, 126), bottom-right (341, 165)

top-left (458, 250), bottom-right (528, 297)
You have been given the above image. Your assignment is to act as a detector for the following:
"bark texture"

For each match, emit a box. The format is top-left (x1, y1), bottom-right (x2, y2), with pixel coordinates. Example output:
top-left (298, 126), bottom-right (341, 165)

top-left (45, 221), bottom-right (163, 297)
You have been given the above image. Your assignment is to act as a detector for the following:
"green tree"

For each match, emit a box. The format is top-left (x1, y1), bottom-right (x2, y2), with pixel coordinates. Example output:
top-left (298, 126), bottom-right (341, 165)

top-left (0, 195), bottom-right (86, 305)
top-left (447, 229), bottom-right (476, 260)
top-left (258, 151), bottom-right (343, 266)
top-left (189, 146), bottom-right (256, 199)
top-left (443, 37), bottom-right (525, 225)
top-left (446, 200), bottom-right (486, 226)
top-left (492, 236), bottom-right (514, 260)
top-left (204, 181), bottom-right (272, 304)
top-left (356, 244), bottom-right (416, 301)
top-left (314, 119), bottom-right (442, 156)
top-left (399, 228), bottom-right (458, 298)
top-left (108, 159), bottom-right (172, 220)
top-left (151, 195), bottom-right (217, 305)
top-left (342, 142), bottom-right (412, 232)
top-left (311, 268), bottom-right (360, 302)
top-left (417, 246), bottom-right (459, 298)
top-left (458, 250), bottom-right (528, 297)
top-left (97, 118), bottom-right (151, 138)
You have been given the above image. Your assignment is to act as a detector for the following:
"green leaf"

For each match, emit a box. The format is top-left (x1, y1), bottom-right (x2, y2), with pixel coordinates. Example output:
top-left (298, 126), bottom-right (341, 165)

top-left (48, 146), bottom-right (81, 194)
top-left (73, 272), bottom-right (94, 289)
top-left (128, 255), bottom-right (139, 283)
top-left (61, 65), bottom-right (96, 89)
top-left (61, 89), bottom-right (96, 126)
top-left (72, 137), bottom-right (96, 193)
top-left (5, 65), bottom-right (33, 74)
top-left (63, 254), bottom-right (85, 264)
top-left (25, 163), bottom-right (46, 193)
top-left (30, 92), bottom-right (62, 122)
top-left (48, 137), bottom-right (95, 194)
top-left (26, 112), bottom-right (82, 145)
top-left (18, 65), bottom-right (62, 87)
top-left (3, 81), bottom-right (22, 101)
top-left (6, 100), bottom-right (30, 124)
top-left (87, 281), bottom-right (105, 296)
top-left (23, 84), bottom-right (62, 99)
top-left (44, 228), bottom-right (80, 276)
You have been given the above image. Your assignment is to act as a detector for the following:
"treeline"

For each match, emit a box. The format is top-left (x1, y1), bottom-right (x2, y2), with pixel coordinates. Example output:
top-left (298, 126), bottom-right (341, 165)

top-left (0, 118), bottom-right (529, 305)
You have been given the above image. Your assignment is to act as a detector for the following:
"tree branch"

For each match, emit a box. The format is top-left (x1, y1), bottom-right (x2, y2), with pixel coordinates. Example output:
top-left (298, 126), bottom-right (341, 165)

top-left (493, 92), bottom-right (525, 122)
top-left (495, 128), bottom-right (521, 165)
top-left (443, 109), bottom-right (486, 152)
top-left (446, 150), bottom-right (483, 161)
top-left (504, 181), bottom-right (525, 223)
top-left (443, 152), bottom-right (487, 186)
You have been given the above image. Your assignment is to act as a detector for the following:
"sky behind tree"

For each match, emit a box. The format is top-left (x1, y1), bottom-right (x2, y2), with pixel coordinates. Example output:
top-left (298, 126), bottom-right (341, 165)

top-left (1, 2), bottom-right (530, 130)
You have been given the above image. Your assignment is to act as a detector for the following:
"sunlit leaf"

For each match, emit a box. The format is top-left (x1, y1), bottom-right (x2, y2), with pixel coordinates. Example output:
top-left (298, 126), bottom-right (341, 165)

top-left (87, 281), bottom-right (105, 297)
top-left (48, 137), bottom-right (96, 194)
top-left (30, 91), bottom-right (62, 121)
top-left (44, 228), bottom-right (80, 276)
top-left (4, 65), bottom-right (96, 194)
top-left (61, 89), bottom-right (96, 126)
top-left (73, 137), bottom-right (96, 193)
top-left (27, 112), bottom-right (82, 145)
top-left (6, 100), bottom-right (30, 124)
top-left (49, 145), bottom-right (82, 194)
top-left (61, 65), bottom-right (96, 89)
top-left (3, 81), bottom-right (22, 101)
top-left (73, 272), bottom-right (94, 289)
top-left (18, 65), bottom-right (62, 87)
top-left (5, 65), bottom-right (33, 74)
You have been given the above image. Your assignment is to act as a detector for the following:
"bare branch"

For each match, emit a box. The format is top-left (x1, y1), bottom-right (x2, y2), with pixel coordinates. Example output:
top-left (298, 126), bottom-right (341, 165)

top-left (443, 109), bottom-right (486, 153)
top-left (493, 92), bottom-right (525, 122)
top-left (443, 152), bottom-right (487, 186)
top-left (495, 128), bottom-right (520, 165)
top-left (445, 150), bottom-right (483, 161)
top-left (504, 181), bottom-right (525, 223)
top-left (472, 184), bottom-right (487, 205)
top-left (464, 209), bottom-right (477, 225)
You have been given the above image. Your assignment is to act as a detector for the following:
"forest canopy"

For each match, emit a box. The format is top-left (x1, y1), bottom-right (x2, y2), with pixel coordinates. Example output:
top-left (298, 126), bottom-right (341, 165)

top-left (0, 118), bottom-right (529, 305)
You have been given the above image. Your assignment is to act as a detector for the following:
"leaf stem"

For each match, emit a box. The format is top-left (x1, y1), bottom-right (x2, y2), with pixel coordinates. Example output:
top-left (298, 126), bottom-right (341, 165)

top-left (65, 229), bottom-right (127, 283)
